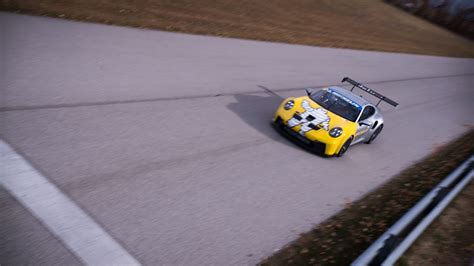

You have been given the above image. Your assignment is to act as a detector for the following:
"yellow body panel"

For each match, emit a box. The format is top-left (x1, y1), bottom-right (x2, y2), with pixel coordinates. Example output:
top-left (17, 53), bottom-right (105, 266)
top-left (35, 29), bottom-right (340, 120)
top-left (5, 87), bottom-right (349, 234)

top-left (273, 96), bottom-right (357, 156)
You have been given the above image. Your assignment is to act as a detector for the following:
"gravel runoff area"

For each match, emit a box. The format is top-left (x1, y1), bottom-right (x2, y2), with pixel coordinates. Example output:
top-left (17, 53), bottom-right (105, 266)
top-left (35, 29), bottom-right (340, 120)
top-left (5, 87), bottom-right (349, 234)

top-left (260, 129), bottom-right (474, 266)
top-left (1, 0), bottom-right (473, 57)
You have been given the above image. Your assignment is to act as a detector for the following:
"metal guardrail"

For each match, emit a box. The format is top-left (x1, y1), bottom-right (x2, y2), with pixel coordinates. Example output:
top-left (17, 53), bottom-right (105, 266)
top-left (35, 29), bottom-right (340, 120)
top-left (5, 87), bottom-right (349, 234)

top-left (352, 155), bottom-right (474, 266)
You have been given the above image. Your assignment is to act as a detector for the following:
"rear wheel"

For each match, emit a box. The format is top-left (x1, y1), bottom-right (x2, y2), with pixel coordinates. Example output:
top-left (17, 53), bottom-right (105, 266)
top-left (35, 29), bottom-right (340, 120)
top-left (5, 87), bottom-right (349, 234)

top-left (366, 124), bottom-right (383, 144)
top-left (337, 137), bottom-right (352, 157)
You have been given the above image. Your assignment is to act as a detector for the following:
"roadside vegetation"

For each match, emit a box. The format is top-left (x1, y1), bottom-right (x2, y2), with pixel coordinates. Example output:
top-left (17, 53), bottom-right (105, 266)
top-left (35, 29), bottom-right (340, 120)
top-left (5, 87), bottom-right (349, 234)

top-left (385, 0), bottom-right (474, 39)
top-left (398, 181), bottom-right (474, 266)
top-left (1, 0), bottom-right (473, 57)
top-left (260, 129), bottom-right (474, 265)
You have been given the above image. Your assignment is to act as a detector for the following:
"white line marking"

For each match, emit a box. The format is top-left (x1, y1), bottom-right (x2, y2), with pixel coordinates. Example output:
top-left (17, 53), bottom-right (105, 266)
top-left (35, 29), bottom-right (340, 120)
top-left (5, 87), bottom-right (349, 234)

top-left (0, 140), bottom-right (140, 265)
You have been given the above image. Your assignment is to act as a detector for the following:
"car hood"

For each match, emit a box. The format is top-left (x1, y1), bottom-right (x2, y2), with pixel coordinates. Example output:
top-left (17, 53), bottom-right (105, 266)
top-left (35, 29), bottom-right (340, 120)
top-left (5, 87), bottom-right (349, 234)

top-left (289, 96), bottom-right (356, 131)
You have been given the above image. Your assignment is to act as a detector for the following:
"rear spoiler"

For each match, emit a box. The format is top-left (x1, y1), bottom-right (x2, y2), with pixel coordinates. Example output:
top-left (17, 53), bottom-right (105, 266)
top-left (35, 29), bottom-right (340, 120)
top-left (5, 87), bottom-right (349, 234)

top-left (341, 77), bottom-right (399, 107)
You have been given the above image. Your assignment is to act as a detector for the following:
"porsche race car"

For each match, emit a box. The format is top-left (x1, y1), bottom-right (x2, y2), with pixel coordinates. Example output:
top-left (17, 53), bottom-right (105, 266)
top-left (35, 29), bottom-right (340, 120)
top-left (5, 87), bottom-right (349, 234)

top-left (273, 77), bottom-right (398, 157)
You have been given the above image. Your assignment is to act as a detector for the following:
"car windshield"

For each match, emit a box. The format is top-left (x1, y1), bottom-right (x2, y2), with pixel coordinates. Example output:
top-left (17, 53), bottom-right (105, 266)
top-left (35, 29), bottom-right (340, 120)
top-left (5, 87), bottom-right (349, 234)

top-left (309, 89), bottom-right (361, 122)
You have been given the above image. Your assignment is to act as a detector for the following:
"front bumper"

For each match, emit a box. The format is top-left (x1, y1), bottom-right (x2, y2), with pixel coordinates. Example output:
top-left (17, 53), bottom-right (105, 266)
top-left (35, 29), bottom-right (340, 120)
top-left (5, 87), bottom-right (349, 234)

top-left (273, 117), bottom-right (327, 155)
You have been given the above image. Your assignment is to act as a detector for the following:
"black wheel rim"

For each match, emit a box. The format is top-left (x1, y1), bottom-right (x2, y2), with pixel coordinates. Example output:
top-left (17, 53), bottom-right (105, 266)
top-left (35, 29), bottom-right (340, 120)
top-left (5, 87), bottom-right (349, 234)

top-left (371, 128), bottom-right (380, 142)
top-left (340, 141), bottom-right (349, 155)
top-left (371, 132), bottom-right (378, 141)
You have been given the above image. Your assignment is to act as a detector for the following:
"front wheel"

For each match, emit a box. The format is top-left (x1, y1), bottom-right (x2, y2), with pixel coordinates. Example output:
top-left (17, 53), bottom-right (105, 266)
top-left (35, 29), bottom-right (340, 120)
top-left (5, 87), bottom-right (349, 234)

top-left (337, 137), bottom-right (352, 157)
top-left (366, 124), bottom-right (383, 144)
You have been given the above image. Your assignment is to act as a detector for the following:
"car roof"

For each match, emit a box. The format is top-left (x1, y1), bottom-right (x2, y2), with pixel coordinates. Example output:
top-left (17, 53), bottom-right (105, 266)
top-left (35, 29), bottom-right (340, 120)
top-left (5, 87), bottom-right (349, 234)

top-left (327, 86), bottom-right (371, 107)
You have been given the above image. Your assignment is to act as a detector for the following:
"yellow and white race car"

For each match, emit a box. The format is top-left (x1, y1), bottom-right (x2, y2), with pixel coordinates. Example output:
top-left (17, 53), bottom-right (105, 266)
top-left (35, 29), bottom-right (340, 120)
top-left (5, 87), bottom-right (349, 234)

top-left (273, 77), bottom-right (398, 157)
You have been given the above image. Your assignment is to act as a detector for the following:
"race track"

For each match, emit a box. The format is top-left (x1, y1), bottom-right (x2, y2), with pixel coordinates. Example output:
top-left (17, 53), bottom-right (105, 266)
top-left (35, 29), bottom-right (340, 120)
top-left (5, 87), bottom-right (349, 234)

top-left (1, 12), bottom-right (473, 265)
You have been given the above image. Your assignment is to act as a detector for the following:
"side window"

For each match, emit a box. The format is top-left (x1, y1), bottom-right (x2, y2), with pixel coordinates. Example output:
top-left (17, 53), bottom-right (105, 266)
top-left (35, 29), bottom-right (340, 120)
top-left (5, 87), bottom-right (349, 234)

top-left (360, 106), bottom-right (375, 121)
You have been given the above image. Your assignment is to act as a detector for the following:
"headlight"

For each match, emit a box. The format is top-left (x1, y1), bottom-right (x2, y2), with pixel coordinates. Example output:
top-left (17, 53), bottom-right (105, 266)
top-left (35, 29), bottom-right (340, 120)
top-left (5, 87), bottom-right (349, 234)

top-left (284, 100), bottom-right (295, 110)
top-left (329, 127), bottom-right (343, 138)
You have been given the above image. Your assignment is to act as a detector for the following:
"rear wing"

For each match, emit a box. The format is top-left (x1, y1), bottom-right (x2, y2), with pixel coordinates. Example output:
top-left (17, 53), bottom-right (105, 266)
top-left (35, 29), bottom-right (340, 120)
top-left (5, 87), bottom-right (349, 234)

top-left (341, 77), bottom-right (399, 107)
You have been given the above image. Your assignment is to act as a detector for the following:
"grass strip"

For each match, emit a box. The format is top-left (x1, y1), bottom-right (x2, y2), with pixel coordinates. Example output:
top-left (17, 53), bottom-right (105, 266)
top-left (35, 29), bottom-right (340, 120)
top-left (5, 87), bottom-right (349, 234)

top-left (1, 0), bottom-right (473, 57)
top-left (398, 181), bottom-right (474, 266)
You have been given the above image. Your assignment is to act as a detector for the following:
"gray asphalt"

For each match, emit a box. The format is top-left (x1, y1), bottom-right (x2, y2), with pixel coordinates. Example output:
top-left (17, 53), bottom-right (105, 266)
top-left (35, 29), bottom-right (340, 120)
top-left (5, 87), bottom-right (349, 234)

top-left (0, 186), bottom-right (82, 265)
top-left (1, 12), bottom-right (473, 265)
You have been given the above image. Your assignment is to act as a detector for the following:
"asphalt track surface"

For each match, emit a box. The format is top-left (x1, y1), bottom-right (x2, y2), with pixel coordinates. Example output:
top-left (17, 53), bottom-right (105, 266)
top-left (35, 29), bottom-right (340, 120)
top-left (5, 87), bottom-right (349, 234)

top-left (1, 12), bottom-right (473, 265)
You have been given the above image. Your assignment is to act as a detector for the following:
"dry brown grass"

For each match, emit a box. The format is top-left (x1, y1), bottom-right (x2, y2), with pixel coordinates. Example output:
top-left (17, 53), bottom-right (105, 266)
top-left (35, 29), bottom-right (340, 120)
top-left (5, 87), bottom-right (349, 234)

top-left (1, 0), bottom-right (473, 57)
top-left (398, 182), bottom-right (474, 266)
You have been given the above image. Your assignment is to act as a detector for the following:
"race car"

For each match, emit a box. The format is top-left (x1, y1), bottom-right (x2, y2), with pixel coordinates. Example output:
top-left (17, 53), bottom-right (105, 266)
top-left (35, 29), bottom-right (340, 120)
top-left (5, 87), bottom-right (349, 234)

top-left (273, 77), bottom-right (398, 157)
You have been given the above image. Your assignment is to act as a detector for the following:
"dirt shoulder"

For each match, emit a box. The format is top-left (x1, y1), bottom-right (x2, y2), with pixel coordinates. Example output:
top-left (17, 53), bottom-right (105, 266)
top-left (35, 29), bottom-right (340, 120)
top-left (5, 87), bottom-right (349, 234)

top-left (260, 129), bottom-right (474, 265)
top-left (398, 181), bottom-right (474, 266)
top-left (1, 0), bottom-right (473, 57)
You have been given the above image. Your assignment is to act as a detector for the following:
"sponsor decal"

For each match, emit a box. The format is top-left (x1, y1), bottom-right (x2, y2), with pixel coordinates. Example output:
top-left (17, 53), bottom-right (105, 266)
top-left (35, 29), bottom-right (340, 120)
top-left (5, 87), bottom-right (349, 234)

top-left (327, 88), bottom-right (362, 110)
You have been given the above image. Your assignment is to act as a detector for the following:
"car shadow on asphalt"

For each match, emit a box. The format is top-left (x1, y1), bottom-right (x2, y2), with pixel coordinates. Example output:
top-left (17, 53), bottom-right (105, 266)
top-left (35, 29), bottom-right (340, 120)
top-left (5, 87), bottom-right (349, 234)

top-left (227, 88), bottom-right (318, 154)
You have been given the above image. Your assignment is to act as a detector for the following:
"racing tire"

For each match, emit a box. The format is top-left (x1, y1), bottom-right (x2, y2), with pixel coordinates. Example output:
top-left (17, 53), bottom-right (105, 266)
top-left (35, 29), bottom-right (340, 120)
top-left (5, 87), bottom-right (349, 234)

top-left (337, 137), bottom-right (352, 157)
top-left (366, 124), bottom-right (383, 144)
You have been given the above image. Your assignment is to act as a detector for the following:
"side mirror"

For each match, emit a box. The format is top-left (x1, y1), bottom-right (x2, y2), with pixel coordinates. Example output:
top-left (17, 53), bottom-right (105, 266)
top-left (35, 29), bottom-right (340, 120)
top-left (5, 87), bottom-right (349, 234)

top-left (305, 88), bottom-right (312, 96)
top-left (359, 121), bottom-right (372, 127)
